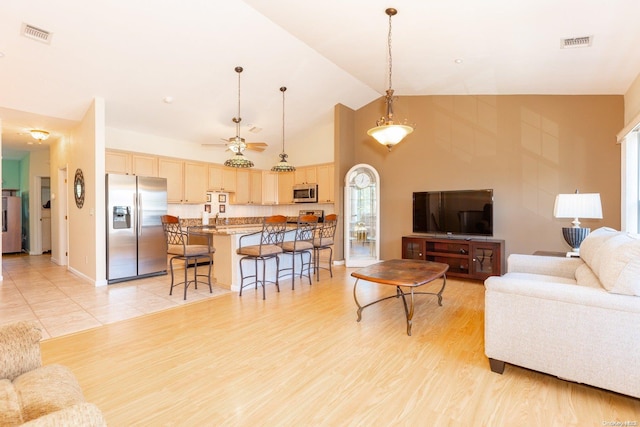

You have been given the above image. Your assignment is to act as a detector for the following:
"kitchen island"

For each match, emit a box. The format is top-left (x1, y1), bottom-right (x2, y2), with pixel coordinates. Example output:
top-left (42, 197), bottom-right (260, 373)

top-left (188, 224), bottom-right (301, 293)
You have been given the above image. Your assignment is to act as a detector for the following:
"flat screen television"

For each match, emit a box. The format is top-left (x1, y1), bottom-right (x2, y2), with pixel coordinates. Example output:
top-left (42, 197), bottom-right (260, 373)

top-left (413, 189), bottom-right (493, 236)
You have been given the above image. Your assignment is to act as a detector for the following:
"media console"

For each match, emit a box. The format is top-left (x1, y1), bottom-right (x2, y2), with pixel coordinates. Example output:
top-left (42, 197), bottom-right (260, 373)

top-left (402, 235), bottom-right (505, 280)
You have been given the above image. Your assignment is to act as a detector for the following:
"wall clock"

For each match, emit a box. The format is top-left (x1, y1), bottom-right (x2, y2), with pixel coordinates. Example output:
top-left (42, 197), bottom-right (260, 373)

top-left (74, 168), bottom-right (85, 209)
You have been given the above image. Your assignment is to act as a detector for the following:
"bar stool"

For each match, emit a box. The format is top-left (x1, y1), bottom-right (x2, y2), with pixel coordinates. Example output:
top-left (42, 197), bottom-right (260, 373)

top-left (280, 214), bottom-right (318, 289)
top-left (237, 215), bottom-right (287, 299)
top-left (160, 215), bottom-right (214, 300)
top-left (313, 214), bottom-right (338, 281)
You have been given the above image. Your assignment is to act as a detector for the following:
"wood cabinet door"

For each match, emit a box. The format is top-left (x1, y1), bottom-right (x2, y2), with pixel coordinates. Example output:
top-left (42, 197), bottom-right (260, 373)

top-left (105, 151), bottom-right (131, 175)
top-left (184, 162), bottom-right (208, 203)
top-left (316, 164), bottom-right (334, 203)
top-left (234, 170), bottom-right (251, 204)
top-left (262, 172), bottom-right (278, 205)
top-left (294, 166), bottom-right (317, 184)
top-left (402, 237), bottom-right (426, 260)
top-left (277, 172), bottom-right (294, 204)
top-left (221, 168), bottom-right (237, 192)
top-left (158, 158), bottom-right (184, 203)
top-left (131, 154), bottom-right (158, 177)
top-left (249, 170), bottom-right (263, 204)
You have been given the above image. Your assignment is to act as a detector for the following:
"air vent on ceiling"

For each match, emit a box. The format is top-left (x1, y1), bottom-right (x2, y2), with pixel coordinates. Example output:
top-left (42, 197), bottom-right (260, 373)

top-left (21, 23), bottom-right (52, 44)
top-left (561, 36), bottom-right (592, 49)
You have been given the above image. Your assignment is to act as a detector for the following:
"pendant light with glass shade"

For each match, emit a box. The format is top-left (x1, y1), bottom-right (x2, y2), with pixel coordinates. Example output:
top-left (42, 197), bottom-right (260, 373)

top-left (367, 7), bottom-right (413, 151)
top-left (224, 66), bottom-right (254, 168)
top-left (271, 86), bottom-right (296, 172)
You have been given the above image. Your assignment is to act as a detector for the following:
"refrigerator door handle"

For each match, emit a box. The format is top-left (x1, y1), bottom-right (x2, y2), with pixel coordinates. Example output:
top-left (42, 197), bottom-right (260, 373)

top-left (137, 193), bottom-right (143, 236)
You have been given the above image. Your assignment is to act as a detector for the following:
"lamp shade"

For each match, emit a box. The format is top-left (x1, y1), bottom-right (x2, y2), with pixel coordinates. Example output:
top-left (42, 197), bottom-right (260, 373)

top-left (553, 193), bottom-right (602, 222)
top-left (367, 123), bottom-right (414, 148)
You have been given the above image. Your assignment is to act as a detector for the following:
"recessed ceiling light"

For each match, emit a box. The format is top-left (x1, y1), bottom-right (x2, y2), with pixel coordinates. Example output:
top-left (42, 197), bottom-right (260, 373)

top-left (454, 58), bottom-right (464, 64)
top-left (163, 96), bottom-right (174, 104)
top-left (0, 52), bottom-right (5, 58)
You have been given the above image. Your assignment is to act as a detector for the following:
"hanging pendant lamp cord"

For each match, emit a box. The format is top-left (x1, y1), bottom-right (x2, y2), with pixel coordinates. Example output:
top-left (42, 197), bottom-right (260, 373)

top-left (387, 12), bottom-right (393, 92)
top-left (281, 87), bottom-right (286, 153)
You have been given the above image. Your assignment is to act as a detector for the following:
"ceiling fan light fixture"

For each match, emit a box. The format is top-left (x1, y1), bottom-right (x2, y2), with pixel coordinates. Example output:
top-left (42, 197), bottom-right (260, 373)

top-left (367, 7), bottom-right (413, 151)
top-left (30, 129), bottom-right (50, 141)
top-left (224, 151), bottom-right (254, 168)
top-left (272, 86), bottom-right (296, 173)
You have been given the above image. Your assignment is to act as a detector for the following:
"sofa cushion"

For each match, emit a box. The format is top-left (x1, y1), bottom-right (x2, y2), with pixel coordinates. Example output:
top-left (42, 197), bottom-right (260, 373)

top-left (13, 365), bottom-right (85, 423)
top-left (579, 226), bottom-right (618, 274)
top-left (0, 379), bottom-right (23, 426)
top-left (574, 264), bottom-right (604, 290)
top-left (598, 232), bottom-right (640, 296)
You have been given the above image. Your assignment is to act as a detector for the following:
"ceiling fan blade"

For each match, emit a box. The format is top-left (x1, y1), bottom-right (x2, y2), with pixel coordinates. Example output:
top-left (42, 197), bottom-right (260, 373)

top-left (246, 142), bottom-right (267, 152)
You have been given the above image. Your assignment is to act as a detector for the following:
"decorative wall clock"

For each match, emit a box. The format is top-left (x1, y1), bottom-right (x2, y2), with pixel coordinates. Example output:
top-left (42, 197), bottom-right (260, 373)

top-left (74, 168), bottom-right (85, 208)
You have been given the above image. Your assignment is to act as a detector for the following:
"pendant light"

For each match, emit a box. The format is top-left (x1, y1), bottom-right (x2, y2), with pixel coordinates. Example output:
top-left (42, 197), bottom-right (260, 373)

top-left (271, 86), bottom-right (296, 172)
top-left (224, 66), bottom-right (254, 168)
top-left (367, 7), bottom-right (413, 151)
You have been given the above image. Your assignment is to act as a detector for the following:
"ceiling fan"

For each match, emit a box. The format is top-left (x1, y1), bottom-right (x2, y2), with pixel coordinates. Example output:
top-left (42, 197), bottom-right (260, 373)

top-left (202, 66), bottom-right (267, 153)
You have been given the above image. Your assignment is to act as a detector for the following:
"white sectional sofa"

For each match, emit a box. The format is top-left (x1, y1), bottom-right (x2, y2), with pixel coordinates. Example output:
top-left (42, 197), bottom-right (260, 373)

top-left (484, 227), bottom-right (640, 398)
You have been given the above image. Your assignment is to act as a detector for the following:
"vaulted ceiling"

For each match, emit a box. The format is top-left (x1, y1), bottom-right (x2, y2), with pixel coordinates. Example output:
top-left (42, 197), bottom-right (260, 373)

top-left (2, 0), bottom-right (639, 159)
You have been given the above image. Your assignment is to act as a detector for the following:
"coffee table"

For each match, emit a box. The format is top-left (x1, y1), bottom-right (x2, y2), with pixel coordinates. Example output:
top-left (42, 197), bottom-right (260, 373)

top-left (351, 259), bottom-right (449, 336)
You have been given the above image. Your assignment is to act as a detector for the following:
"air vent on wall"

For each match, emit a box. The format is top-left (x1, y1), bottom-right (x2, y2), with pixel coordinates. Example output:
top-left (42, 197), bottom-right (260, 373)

top-left (21, 23), bottom-right (52, 44)
top-left (561, 36), bottom-right (592, 49)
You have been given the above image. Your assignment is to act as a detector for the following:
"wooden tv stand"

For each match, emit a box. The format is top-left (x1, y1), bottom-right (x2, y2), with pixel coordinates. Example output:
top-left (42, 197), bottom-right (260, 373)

top-left (402, 235), bottom-right (505, 280)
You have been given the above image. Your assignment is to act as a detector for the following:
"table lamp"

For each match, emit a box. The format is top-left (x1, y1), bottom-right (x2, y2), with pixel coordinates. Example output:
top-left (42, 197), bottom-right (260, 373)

top-left (553, 191), bottom-right (602, 256)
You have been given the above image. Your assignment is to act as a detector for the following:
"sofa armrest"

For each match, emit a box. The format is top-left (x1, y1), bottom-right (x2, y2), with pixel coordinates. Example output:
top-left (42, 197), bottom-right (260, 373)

top-left (507, 254), bottom-right (583, 279)
top-left (0, 321), bottom-right (42, 381)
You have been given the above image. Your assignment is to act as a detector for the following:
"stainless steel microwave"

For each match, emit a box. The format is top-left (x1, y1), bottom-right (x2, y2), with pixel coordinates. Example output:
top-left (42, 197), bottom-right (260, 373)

top-left (293, 184), bottom-right (318, 203)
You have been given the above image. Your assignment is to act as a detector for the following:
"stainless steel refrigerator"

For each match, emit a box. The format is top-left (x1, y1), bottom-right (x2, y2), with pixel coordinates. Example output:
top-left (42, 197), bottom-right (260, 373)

top-left (106, 174), bottom-right (168, 283)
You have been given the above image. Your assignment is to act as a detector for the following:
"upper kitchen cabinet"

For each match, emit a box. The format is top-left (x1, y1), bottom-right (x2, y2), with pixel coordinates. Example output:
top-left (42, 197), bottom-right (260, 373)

top-left (158, 158), bottom-right (184, 203)
top-left (316, 163), bottom-right (335, 203)
top-left (233, 169), bottom-right (263, 204)
top-left (183, 162), bottom-right (208, 203)
top-left (262, 171), bottom-right (278, 205)
top-left (277, 172), bottom-right (294, 204)
top-left (208, 165), bottom-right (237, 192)
top-left (294, 166), bottom-right (317, 185)
top-left (158, 158), bottom-right (207, 203)
top-left (105, 150), bottom-right (158, 176)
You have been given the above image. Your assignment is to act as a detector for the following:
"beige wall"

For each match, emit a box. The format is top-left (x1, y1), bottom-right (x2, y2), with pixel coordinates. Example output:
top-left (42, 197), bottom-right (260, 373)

top-left (344, 95), bottom-right (622, 259)
top-left (67, 98), bottom-right (105, 284)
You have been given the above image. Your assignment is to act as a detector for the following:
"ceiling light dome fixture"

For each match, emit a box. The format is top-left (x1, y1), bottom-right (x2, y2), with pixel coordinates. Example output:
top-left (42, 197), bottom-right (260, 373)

top-left (271, 86), bottom-right (296, 172)
top-left (30, 129), bottom-right (50, 141)
top-left (367, 7), bottom-right (413, 151)
top-left (224, 66), bottom-right (254, 168)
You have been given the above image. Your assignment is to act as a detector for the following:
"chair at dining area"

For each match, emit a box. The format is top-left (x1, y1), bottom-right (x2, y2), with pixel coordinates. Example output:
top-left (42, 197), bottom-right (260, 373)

top-left (280, 214), bottom-right (319, 289)
top-left (237, 215), bottom-right (288, 299)
top-left (160, 215), bottom-right (215, 300)
top-left (313, 214), bottom-right (338, 281)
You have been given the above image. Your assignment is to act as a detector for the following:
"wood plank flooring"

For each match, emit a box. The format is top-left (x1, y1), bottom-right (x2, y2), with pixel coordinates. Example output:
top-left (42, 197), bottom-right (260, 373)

top-left (39, 266), bottom-right (640, 426)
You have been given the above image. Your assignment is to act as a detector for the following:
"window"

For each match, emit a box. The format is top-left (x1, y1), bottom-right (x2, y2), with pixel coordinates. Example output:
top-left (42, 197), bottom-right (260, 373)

top-left (621, 130), bottom-right (639, 233)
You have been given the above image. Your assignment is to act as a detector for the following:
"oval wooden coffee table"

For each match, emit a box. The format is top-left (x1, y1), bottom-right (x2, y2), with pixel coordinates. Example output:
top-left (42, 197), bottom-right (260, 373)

top-left (351, 259), bottom-right (449, 336)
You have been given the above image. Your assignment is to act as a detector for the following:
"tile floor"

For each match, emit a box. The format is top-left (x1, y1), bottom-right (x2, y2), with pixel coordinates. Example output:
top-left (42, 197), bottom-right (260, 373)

top-left (0, 253), bottom-right (230, 339)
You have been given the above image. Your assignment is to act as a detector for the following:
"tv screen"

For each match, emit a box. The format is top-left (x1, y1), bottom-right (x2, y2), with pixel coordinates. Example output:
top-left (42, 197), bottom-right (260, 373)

top-left (413, 189), bottom-right (493, 236)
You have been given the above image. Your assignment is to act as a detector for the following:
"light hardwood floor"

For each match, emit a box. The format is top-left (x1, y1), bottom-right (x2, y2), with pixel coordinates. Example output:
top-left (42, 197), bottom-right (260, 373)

top-left (36, 263), bottom-right (639, 426)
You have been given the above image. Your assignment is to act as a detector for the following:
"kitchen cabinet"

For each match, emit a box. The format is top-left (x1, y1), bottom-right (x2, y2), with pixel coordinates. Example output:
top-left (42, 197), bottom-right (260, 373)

top-left (105, 151), bottom-right (130, 174)
top-left (183, 162), bottom-right (208, 203)
top-left (316, 163), bottom-right (335, 203)
top-left (158, 158), bottom-right (184, 203)
top-left (158, 159), bottom-right (207, 203)
top-left (233, 170), bottom-right (263, 204)
top-left (262, 171), bottom-right (278, 205)
top-left (105, 150), bottom-right (158, 176)
top-left (208, 165), bottom-right (237, 192)
top-left (294, 166), bottom-right (317, 185)
top-left (277, 172), bottom-right (294, 204)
